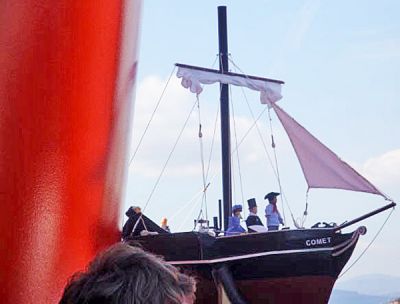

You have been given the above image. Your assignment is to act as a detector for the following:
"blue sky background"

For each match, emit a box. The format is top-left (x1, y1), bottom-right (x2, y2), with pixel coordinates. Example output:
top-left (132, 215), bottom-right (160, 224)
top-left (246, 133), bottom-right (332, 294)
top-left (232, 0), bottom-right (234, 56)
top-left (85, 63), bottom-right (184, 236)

top-left (124, 1), bottom-right (399, 281)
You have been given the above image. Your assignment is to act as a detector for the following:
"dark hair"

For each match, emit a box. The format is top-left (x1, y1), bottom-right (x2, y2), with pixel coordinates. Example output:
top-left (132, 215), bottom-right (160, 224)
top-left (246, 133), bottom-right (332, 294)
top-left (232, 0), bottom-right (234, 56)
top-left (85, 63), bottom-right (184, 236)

top-left (59, 243), bottom-right (196, 304)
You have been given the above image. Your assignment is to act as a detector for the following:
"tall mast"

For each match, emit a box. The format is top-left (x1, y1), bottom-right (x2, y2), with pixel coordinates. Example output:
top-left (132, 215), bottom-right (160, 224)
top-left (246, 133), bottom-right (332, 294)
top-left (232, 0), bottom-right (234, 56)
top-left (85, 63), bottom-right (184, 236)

top-left (218, 6), bottom-right (232, 231)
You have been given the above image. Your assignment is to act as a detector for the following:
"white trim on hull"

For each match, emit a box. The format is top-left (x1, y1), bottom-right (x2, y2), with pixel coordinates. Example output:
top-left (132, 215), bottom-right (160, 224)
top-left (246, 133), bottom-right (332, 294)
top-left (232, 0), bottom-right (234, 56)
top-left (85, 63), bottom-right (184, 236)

top-left (168, 247), bottom-right (333, 265)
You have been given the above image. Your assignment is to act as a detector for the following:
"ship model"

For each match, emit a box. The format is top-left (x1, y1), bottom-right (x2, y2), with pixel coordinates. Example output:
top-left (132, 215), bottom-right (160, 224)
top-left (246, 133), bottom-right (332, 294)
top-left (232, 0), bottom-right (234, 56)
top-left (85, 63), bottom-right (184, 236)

top-left (125, 6), bottom-right (395, 304)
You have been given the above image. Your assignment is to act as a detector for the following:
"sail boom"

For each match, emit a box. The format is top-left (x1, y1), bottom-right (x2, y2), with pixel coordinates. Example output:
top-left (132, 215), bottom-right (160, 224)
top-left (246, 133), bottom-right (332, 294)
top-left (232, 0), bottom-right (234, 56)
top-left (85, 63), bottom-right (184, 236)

top-left (176, 63), bottom-right (284, 105)
top-left (175, 63), bottom-right (285, 84)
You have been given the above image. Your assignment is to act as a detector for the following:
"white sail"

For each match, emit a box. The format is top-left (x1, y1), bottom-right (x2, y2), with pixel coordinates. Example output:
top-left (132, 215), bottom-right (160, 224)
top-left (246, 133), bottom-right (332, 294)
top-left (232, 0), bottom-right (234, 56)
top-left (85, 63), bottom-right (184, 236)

top-left (272, 103), bottom-right (388, 199)
top-left (177, 65), bottom-right (283, 105)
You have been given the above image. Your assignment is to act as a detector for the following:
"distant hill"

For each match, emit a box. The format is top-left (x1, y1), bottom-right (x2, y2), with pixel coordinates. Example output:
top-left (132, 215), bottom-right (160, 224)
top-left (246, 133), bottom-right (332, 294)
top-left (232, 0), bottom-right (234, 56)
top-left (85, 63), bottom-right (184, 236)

top-left (335, 274), bottom-right (400, 296)
top-left (329, 290), bottom-right (391, 304)
top-left (329, 274), bottom-right (400, 304)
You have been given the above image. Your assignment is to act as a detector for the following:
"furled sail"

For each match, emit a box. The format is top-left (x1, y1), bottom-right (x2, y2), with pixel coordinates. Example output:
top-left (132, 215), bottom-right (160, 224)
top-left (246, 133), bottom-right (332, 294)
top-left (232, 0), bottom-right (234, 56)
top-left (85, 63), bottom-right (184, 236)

top-left (176, 64), bottom-right (283, 105)
top-left (272, 103), bottom-right (387, 199)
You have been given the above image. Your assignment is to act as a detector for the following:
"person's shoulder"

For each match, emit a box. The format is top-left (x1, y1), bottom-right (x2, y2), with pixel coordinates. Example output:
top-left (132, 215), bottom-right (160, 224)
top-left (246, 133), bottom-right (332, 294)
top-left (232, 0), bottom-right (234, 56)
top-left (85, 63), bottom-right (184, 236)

top-left (246, 215), bottom-right (254, 222)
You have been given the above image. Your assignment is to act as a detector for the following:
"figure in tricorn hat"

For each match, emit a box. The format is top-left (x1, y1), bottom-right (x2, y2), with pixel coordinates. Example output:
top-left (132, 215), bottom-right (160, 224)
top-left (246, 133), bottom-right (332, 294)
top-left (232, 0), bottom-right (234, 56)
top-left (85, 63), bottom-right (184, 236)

top-left (264, 192), bottom-right (284, 231)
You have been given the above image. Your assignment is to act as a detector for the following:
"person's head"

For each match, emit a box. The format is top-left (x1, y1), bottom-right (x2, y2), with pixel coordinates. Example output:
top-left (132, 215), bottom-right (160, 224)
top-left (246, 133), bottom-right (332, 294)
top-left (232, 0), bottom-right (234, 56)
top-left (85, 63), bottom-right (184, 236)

top-left (161, 217), bottom-right (168, 227)
top-left (133, 206), bottom-right (141, 214)
top-left (265, 192), bottom-right (280, 204)
top-left (59, 243), bottom-right (196, 304)
top-left (125, 206), bottom-right (141, 218)
top-left (250, 206), bottom-right (258, 214)
top-left (232, 204), bottom-right (242, 217)
top-left (247, 198), bottom-right (258, 214)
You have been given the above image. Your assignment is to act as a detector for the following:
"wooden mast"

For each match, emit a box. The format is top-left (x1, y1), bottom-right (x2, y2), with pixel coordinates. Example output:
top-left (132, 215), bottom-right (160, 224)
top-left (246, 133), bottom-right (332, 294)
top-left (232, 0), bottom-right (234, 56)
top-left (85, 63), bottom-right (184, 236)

top-left (218, 6), bottom-right (232, 231)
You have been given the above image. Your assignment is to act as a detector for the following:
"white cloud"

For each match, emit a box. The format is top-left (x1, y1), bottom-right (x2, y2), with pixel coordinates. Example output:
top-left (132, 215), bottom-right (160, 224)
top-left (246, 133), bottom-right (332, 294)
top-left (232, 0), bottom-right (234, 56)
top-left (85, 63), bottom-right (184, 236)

top-left (132, 75), bottom-right (194, 137)
top-left (129, 75), bottom-right (219, 178)
top-left (129, 75), bottom-right (293, 180)
top-left (361, 149), bottom-right (400, 193)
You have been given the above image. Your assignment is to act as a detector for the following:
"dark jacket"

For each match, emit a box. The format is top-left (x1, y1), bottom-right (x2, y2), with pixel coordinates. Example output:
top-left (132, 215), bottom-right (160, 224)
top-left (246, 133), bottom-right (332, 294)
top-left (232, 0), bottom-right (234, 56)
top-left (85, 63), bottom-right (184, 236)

top-left (122, 207), bottom-right (140, 239)
top-left (245, 214), bottom-right (264, 233)
top-left (122, 207), bottom-right (169, 240)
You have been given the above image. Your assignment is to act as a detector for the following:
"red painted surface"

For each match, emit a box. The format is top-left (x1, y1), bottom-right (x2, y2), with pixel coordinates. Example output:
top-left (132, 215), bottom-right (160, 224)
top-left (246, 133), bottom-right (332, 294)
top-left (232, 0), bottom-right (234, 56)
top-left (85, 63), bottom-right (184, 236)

top-left (0, 1), bottom-right (141, 303)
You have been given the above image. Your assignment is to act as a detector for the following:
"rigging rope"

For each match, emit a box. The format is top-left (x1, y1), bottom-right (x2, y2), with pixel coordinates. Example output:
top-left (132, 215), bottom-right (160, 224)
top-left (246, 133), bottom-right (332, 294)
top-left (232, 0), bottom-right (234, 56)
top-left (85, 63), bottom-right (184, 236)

top-left (267, 107), bottom-right (286, 224)
top-left (179, 194), bottom-right (204, 231)
top-left (196, 95), bottom-right (208, 221)
top-left (196, 103), bottom-right (284, 220)
top-left (141, 56), bottom-right (221, 222)
top-left (229, 86), bottom-right (246, 217)
top-left (190, 54), bottom-right (224, 225)
top-left (194, 55), bottom-right (222, 224)
top-left (168, 188), bottom-right (205, 223)
top-left (231, 158), bottom-right (237, 205)
top-left (205, 105), bottom-right (220, 181)
top-left (211, 54), bottom-right (219, 69)
top-left (202, 106), bottom-right (270, 214)
top-left (205, 54), bottom-right (222, 182)
top-left (338, 207), bottom-right (395, 278)
top-left (228, 57), bottom-right (278, 179)
top-left (142, 100), bottom-right (198, 212)
top-left (229, 56), bottom-right (298, 226)
top-left (299, 188), bottom-right (310, 228)
top-left (197, 105), bottom-right (268, 190)
top-left (129, 66), bottom-right (177, 168)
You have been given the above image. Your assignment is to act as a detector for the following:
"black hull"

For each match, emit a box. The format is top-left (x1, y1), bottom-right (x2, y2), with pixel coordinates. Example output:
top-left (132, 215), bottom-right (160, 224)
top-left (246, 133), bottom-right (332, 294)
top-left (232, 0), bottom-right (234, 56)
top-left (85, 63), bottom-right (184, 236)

top-left (128, 227), bottom-right (364, 303)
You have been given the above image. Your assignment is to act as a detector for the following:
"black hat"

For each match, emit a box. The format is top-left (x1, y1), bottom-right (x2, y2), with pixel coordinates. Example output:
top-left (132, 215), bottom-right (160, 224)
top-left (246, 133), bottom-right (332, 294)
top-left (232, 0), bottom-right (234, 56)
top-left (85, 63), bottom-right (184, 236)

top-left (247, 198), bottom-right (257, 209)
top-left (264, 192), bottom-right (280, 201)
top-left (125, 206), bottom-right (134, 217)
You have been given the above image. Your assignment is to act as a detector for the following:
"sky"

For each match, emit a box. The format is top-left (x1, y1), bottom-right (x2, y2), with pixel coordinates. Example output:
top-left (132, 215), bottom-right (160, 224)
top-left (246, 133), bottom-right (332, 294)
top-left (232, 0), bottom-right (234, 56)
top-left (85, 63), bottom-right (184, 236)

top-left (124, 1), bottom-right (400, 281)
